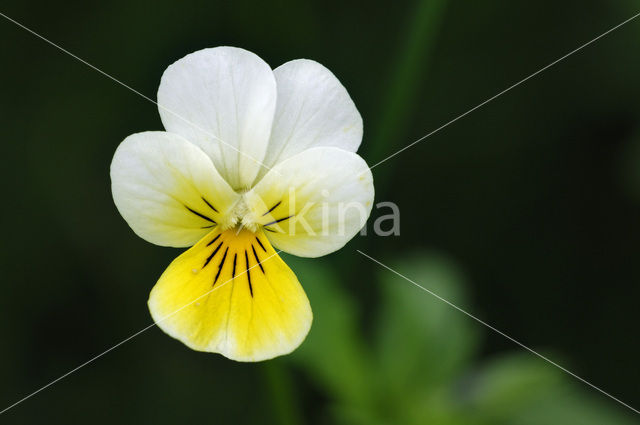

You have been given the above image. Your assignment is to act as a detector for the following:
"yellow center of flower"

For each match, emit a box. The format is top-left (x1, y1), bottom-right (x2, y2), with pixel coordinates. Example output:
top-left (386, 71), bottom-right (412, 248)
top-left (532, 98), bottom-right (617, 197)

top-left (215, 192), bottom-right (292, 235)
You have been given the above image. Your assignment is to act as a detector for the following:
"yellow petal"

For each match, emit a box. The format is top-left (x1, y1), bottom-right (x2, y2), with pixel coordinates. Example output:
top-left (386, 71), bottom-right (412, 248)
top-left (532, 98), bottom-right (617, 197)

top-left (148, 227), bottom-right (312, 361)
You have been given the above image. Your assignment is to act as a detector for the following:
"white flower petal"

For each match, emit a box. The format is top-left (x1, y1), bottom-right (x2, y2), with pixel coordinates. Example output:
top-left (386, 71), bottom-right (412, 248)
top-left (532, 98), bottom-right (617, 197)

top-left (111, 131), bottom-right (240, 247)
top-left (244, 147), bottom-right (374, 257)
top-left (259, 59), bottom-right (363, 178)
top-left (158, 47), bottom-right (277, 190)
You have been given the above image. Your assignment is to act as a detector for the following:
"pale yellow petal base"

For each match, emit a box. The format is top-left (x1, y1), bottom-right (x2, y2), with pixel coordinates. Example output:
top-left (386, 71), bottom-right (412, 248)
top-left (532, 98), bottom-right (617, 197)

top-left (148, 227), bottom-right (312, 361)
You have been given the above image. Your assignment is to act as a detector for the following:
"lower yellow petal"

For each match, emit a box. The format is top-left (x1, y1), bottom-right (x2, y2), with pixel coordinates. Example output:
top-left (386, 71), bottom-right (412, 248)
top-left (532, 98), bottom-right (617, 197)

top-left (148, 227), bottom-right (312, 361)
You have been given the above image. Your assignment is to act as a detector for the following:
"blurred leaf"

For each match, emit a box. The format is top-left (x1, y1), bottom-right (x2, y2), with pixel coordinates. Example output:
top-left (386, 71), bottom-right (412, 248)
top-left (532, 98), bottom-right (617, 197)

top-left (467, 352), bottom-right (564, 423)
top-left (292, 250), bottom-right (638, 425)
top-left (287, 256), bottom-right (375, 408)
top-left (373, 252), bottom-right (480, 399)
top-left (330, 404), bottom-right (386, 425)
top-left (506, 389), bottom-right (638, 425)
top-left (464, 349), bottom-right (637, 425)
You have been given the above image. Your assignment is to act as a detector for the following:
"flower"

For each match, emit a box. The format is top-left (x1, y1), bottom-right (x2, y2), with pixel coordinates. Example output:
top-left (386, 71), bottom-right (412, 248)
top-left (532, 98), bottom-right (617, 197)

top-left (110, 47), bottom-right (374, 361)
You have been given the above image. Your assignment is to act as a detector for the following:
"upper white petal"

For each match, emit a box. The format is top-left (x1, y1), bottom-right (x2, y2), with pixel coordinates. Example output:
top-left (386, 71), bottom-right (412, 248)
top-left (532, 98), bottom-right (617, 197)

top-left (157, 47), bottom-right (277, 190)
top-left (244, 147), bottom-right (374, 257)
top-left (258, 59), bottom-right (363, 178)
top-left (110, 131), bottom-right (240, 247)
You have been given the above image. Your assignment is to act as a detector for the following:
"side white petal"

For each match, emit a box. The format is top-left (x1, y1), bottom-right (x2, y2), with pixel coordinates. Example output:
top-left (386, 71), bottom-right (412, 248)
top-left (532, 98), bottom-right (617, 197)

top-left (111, 131), bottom-right (240, 247)
top-left (157, 47), bottom-right (277, 190)
top-left (244, 147), bottom-right (374, 257)
top-left (259, 59), bottom-right (362, 178)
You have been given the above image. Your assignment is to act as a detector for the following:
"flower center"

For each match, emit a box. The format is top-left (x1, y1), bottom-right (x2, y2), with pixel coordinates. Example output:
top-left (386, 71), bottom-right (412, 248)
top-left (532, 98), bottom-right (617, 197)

top-left (223, 195), bottom-right (260, 233)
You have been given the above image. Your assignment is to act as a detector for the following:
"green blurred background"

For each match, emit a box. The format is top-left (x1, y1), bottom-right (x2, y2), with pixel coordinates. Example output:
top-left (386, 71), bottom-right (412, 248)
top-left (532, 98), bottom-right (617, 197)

top-left (1, 0), bottom-right (639, 423)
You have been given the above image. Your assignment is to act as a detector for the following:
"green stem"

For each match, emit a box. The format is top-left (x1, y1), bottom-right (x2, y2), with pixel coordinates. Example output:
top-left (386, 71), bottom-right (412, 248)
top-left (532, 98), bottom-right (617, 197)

top-left (367, 0), bottom-right (449, 195)
top-left (262, 361), bottom-right (304, 425)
